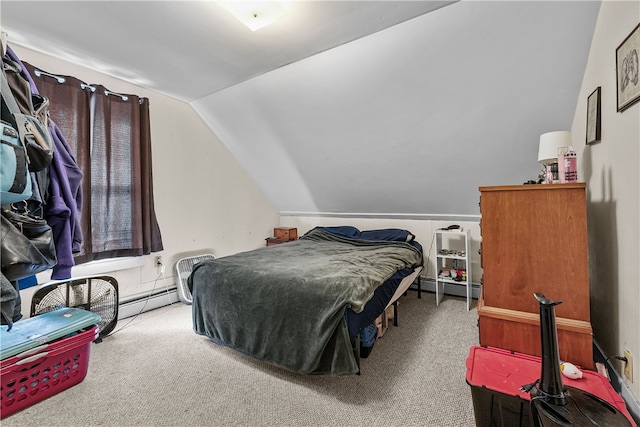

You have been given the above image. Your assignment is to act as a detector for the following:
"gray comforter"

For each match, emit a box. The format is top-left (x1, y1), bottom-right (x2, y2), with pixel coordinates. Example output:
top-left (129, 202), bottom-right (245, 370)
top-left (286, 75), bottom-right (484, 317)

top-left (189, 228), bottom-right (422, 375)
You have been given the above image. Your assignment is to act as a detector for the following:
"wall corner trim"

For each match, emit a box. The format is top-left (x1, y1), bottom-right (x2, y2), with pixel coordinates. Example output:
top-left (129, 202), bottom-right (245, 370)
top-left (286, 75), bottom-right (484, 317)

top-left (279, 211), bottom-right (481, 221)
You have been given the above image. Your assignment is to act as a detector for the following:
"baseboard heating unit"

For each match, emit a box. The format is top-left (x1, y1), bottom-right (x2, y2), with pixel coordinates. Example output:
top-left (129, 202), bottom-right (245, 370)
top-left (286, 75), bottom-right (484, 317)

top-left (118, 287), bottom-right (179, 320)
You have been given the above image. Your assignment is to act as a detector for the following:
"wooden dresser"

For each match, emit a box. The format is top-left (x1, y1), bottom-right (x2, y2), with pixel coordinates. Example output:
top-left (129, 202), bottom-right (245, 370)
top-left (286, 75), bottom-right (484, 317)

top-left (477, 183), bottom-right (593, 369)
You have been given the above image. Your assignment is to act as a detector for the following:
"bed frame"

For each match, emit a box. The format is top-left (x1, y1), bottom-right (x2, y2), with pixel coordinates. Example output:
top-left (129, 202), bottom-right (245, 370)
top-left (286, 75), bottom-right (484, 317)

top-left (353, 266), bottom-right (423, 372)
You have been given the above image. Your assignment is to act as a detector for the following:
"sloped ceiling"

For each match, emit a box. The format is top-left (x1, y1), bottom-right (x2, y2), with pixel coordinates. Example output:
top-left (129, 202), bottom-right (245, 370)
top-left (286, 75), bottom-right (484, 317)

top-left (1, 1), bottom-right (454, 100)
top-left (1, 1), bottom-right (601, 218)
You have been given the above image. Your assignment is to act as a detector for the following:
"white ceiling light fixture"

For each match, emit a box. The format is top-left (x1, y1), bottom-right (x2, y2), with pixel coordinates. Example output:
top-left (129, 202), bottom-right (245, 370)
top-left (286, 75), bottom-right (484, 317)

top-left (219, 1), bottom-right (290, 32)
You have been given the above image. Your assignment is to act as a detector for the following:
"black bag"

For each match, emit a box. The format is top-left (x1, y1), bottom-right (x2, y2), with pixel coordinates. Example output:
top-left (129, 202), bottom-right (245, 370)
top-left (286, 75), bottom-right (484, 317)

top-left (1, 56), bottom-right (54, 173)
top-left (1, 208), bottom-right (57, 281)
top-left (32, 93), bottom-right (50, 130)
top-left (12, 112), bottom-right (54, 172)
top-left (0, 272), bottom-right (22, 330)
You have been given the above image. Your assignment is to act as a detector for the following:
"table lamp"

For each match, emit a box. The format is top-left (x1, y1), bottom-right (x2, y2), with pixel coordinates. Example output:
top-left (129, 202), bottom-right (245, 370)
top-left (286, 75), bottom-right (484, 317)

top-left (538, 131), bottom-right (572, 183)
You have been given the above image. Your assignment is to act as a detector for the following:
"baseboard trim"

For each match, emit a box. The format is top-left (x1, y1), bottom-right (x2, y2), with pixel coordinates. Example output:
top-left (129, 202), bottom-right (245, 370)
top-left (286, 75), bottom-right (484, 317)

top-left (118, 287), bottom-right (180, 320)
top-left (593, 340), bottom-right (640, 425)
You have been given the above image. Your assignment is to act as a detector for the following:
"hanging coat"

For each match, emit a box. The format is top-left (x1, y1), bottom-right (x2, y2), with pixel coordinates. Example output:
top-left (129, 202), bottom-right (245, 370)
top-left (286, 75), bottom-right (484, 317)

top-left (6, 46), bottom-right (83, 280)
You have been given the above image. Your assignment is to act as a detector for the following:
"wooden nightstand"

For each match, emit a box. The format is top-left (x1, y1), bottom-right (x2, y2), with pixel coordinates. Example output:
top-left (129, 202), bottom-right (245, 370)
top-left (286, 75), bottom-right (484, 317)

top-left (266, 227), bottom-right (298, 246)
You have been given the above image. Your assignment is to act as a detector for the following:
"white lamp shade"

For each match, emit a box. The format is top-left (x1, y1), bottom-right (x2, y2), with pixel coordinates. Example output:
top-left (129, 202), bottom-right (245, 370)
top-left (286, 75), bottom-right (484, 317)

top-left (538, 131), bottom-right (572, 163)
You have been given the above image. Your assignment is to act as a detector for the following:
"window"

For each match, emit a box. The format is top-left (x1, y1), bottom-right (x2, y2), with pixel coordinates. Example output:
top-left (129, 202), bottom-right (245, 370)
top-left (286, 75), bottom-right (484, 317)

top-left (24, 62), bottom-right (163, 270)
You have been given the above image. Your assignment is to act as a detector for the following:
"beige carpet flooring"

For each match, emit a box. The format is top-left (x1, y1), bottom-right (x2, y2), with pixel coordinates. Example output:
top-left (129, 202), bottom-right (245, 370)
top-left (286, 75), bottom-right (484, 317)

top-left (2, 291), bottom-right (479, 427)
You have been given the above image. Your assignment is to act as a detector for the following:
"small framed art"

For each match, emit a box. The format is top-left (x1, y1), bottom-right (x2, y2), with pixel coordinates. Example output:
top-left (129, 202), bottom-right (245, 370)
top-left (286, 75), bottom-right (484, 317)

top-left (616, 23), bottom-right (640, 112)
top-left (586, 87), bottom-right (601, 144)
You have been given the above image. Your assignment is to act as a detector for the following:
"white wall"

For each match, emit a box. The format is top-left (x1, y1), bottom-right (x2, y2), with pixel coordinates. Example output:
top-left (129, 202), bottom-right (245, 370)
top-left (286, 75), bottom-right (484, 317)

top-left (11, 44), bottom-right (280, 315)
top-left (194, 1), bottom-right (600, 218)
top-left (572, 0), bottom-right (640, 401)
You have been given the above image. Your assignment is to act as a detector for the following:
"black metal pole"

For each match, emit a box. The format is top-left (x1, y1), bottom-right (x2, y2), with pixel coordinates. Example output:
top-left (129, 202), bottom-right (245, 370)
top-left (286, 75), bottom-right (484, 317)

top-left (533, 292), bottom-right (568, 406)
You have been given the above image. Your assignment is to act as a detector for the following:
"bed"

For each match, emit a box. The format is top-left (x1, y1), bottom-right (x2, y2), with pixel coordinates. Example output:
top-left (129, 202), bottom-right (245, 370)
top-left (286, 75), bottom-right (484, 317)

top-left (189, 226), bottom-right (423, 375)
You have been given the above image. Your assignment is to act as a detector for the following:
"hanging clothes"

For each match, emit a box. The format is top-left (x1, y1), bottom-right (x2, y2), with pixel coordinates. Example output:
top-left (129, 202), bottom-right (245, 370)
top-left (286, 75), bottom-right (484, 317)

top-left (6, 46), bottom-right (83, 280)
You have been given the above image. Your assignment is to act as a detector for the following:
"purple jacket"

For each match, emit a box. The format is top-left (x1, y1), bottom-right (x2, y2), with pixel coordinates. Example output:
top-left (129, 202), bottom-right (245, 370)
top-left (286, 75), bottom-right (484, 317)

top-left (7, 46), bottom-right (84, 280)
top-left (45, 122), bottom-right (84, 279)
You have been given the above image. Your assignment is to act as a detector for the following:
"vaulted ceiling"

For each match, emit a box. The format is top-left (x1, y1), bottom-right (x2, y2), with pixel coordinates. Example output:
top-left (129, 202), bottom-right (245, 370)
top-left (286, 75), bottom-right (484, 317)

top-left (1, 1), bottom-right (601, 218)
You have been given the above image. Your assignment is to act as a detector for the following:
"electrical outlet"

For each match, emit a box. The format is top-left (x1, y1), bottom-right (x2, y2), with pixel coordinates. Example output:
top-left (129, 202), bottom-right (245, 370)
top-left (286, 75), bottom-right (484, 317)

top-left (154, 256), bottom-right (163, 267)
top-left (624, 349), bottom-right (633, 383)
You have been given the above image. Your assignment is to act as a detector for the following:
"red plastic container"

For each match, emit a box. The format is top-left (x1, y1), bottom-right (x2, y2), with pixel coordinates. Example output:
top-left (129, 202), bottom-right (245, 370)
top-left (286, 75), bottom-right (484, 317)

top-left (466, 345), bottom-right (636, 427)
top-left (1, 325), bottom-right (98, 419)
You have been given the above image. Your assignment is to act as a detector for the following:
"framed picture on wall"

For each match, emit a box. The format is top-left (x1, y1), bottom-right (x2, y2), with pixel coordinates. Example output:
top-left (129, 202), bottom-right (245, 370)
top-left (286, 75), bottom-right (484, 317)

top-left (616, 23), bottom-right (640, 112)
top-left (586, 87), bottom-right (601, 144)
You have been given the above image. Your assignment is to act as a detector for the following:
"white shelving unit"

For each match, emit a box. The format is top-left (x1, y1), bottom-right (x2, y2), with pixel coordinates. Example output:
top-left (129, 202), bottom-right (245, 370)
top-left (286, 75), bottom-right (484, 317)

top-left (434, 228), bottom-right (472, 310)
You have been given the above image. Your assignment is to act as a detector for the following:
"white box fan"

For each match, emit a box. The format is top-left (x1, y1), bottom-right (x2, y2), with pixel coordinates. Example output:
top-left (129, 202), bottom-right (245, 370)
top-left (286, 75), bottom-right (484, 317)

top-left (174, 254), bottom-right (215, 304)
